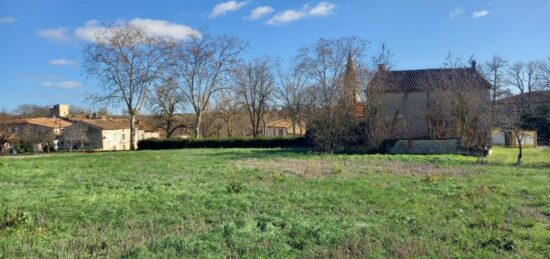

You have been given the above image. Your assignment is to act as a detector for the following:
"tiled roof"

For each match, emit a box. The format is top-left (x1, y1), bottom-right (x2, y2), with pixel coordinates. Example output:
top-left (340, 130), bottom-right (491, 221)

top-left (80, 119), bottom-right (135, 130)
top-left (7, 118), bottom-right (72, 128)
top-left (266, 119), bottom-right (293, 128)
top-left (367, 68), bottom-right (491, 93)
top-left (497, 90), bottom-right (550, 105)
top-left (266, 119), bottom-right (306, 133)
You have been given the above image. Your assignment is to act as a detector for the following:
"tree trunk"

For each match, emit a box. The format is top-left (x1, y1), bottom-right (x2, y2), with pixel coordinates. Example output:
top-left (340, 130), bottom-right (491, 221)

top-left (194, 112), bottom-right (202, 139)
top-left (516, 133), bottom-right (523, 165)
top-left (166, 120), bottom-right (173, 138)
top-left (225, 121), bottom-right (231, 138)
top-left (130, 113), bottom-right (137, 150)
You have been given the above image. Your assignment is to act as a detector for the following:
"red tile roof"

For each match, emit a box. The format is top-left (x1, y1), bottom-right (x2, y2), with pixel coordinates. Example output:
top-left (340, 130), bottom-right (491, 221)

top-left (7, 118), bottom-right (72, 128)
top-left (368, 68), bottom-right (491, 93)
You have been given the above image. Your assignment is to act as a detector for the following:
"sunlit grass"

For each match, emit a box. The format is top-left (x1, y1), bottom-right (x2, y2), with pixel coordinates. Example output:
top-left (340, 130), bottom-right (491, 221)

top-left (0, 147), bottom-right (549, 257)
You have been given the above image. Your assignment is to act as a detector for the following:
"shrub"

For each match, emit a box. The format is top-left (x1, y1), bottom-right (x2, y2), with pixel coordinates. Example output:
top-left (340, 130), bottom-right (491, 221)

top-left (138, 137), bottom-right (310, 150)
top-left (331, 163), bottom-right (343, 175)
top-left (226, 180), bottom-right (244, 194)
top-left (0, 209), bottom-right (32, 230)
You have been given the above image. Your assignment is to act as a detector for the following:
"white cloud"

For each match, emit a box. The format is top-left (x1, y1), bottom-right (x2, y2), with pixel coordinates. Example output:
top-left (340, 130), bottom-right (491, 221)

top-left (74, 20), bottom-right (104, 42)
top-left (267, 1), bottom-right (336, 25)
top-left (0, 16), bottom-right (16, 24)
top-left (210, 1), bottom-right (249, 18)
top-left (472, 10), bottom-right (489, 18)
top-left (268, 10), bottom-right (305, 25)
top-left (38, 27), bottom-right (71, 42)
top-left (41, 81), bottom-right (82, 89)
top-left (448, 7), bottom-right (465, 18)
top-left (308, 2), bottom-right (336, 16)
top-left (74, 19), bottom-right (201, 42)
top-left (131, 18), bottom-right (201, 41)
top-left (246, 6), bottom-right (275, 20)
top-left (49, 59), bottom-right (78, 66)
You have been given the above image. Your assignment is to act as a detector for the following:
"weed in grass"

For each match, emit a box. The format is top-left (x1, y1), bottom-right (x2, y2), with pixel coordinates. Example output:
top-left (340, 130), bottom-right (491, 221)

top-left (481, 236), bottom-right (516, 252)
top-left (226, 180), bottom-right (244, 193)
top-left (331, 162), bottom-right (343, 175)
top-left (0, 209), bottom-right (32, 230)
top-left (423, 174), bottom-right (440, 183)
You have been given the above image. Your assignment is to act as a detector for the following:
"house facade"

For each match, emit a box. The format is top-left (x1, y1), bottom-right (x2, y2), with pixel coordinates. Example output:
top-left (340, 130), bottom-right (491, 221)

top-left (492, 129), bottom-right (537, 148)
top-left (5, 118), bottom-right (73, 151)
top-left (264, 119), bottom-right (306, 137)
top-left (62, 119), bottom-right (157, 151)
top-left (366, 62), bottom-right (492, 147)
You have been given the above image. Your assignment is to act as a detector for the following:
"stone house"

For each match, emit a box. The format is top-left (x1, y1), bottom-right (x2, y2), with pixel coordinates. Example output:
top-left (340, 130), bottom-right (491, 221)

top-left (264, 119), bottom-right (306, 137)
top-left (366, 62), bottom-right (492, 147)
top-left (5, 118), bottom-right (73, 151)
top-left (61, 119), bottom-right (158, 151)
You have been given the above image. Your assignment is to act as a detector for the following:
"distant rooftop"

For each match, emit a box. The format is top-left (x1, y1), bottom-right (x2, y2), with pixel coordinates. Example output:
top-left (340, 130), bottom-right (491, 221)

top-left (367, 67), bottom-right (491, 93)
top-left (7, 118), bottom-right (73, 128)
top-left (497, 90), bottom-right (550, 105)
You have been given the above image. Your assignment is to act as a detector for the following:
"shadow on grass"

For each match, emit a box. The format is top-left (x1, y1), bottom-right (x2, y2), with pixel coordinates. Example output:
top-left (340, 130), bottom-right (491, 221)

top-left (195, 148), bottom-right (315, 161)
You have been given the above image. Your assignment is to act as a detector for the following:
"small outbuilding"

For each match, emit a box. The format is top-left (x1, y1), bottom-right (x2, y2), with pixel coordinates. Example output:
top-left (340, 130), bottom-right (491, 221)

top-left (264, 119), bottom-right (306, 137)
top-left (491, 129), bottom-right (537, 148)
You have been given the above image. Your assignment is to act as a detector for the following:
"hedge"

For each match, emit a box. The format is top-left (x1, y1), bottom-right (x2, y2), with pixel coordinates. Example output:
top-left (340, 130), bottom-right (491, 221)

top-left (138, 137), bottom-right (311, 150)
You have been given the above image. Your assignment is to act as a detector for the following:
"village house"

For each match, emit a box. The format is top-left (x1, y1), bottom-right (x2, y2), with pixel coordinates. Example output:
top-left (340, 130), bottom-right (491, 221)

top-left (62, 119), bottom-right (159, 151)
top-left (367, 61), bottom-right (492, 150)
top-left (4, 117), bottom-right (73, 151)
top-left (264, 119), bottom-right (306, 137)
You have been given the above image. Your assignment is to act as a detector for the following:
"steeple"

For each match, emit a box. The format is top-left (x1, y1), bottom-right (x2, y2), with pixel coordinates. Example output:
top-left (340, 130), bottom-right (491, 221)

top-left (343, 51), bottom-right (361, 103)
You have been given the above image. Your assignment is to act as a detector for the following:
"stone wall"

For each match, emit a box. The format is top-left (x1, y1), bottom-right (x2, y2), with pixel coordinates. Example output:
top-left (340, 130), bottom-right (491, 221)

top-left (388, 138), bottom-right (461, 155)
top-left (376, 88), bottom-right (491, 147)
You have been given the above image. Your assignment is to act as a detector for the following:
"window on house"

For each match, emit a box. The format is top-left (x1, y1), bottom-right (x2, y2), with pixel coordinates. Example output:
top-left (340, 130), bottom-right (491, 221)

top-left (279, 129), bottom-right (284, 136)
top-left (122, 133), bottom-right (126, 140)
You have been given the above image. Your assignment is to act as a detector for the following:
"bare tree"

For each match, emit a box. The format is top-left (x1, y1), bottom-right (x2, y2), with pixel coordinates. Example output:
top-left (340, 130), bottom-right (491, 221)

top-left (171, 32), bottom-right (247, 138)
top-left (14, 104), bottom-right (50, 118)
top-left (63, 124), bottom-right (89, 152)
top-left (149, 77), bottom-right (187, 138)
top-left (370, 42), bottom-right (396, 71)
top-left (507, 61), bottom-right (543, 106)
top-left (278, 61), bottom-right (308, 135)
top-left (498, 103), bottom-right (528, 165)
top-left (212, 92), bottom-right (240, 137)
top-left (480, 55), bottom-right (510, 124)
top-left (298, 36), bottom-right (368, 152)
top-left (441, 52), bottom-right (474, 68)
top-left (232, 57), bottom-right (277, 138)
top-left (82, 22), bottom-right (170, 150)
top-left (539, 57), bottom-right (550, 90)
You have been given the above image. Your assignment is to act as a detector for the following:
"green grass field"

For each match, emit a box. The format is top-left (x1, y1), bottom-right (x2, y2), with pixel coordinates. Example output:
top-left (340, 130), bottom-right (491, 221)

top-left (1, 147), bottom-right (549, 258)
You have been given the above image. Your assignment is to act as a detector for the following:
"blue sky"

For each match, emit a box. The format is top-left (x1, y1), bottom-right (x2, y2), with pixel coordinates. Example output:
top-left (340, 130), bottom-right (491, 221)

top-left (1, 0), bottom-right (549, 111)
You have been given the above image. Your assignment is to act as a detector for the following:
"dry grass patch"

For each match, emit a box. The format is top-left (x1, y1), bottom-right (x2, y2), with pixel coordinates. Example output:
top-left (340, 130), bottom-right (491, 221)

top-left (235, 158), bottom-right (478, 179)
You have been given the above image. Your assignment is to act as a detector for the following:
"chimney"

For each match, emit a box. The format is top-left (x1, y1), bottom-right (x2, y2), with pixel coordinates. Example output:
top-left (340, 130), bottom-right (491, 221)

top-left (470, 60), bottom-right (477, 71)
top-left (378, 63), bottom-right (385, 72)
